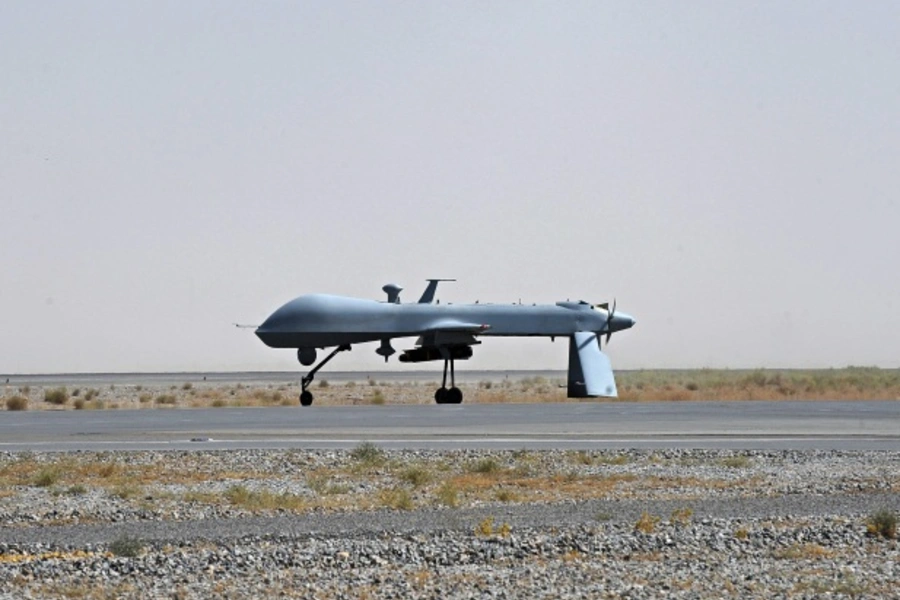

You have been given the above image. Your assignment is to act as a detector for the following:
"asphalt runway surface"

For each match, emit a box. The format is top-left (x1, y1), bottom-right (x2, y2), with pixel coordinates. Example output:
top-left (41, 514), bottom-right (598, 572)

top-left (2, 400), bottom-right (899, 452)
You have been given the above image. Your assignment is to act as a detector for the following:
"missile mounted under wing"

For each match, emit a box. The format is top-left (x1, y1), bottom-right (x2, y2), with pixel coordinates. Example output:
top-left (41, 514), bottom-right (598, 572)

top-left (254, 280), bottom-right (636, 406)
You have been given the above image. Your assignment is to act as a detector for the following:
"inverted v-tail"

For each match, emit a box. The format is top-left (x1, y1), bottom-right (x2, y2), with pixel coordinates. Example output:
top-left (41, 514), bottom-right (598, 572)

top-left (567, 332), bottom-right (617, 398)
top-left (417, 279), bottom-right (456, 304)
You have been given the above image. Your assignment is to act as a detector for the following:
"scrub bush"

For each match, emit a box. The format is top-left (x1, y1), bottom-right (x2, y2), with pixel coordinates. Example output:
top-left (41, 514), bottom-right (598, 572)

top-left (5, 396), bottom-right (27, 411)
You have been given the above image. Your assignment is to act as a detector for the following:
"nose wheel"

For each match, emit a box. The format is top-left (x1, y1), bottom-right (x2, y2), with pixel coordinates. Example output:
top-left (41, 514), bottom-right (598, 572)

top-left (435, 357), bottom-right (463, 404)
top-left (298, 344), bottom-right (351, 406)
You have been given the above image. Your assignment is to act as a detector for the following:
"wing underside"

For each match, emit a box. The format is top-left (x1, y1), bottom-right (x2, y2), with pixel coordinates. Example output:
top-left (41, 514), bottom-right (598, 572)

top-left (419, 320), bottom-right (490, 334)
top-left (413, 320), bottom-right (488, 346)
top-left (397, 321), bottom-right (487, 363)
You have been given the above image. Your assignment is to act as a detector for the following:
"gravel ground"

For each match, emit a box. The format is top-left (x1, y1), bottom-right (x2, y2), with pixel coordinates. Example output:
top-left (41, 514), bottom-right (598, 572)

top-left (1, 449), bottom-right (899, 599)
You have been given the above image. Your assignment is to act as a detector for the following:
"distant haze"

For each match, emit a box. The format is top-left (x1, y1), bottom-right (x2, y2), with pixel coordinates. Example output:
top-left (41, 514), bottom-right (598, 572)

top-left (2, 2), bottom-right (898, 373)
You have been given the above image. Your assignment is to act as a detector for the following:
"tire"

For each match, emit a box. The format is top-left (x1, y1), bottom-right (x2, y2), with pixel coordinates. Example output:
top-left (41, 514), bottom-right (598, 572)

top-left (434, 388), bottom-right (448, 404)
top-left (447, 387), bottom-right (463, 404)
top-left (300, 391), bottom-right (314, 406)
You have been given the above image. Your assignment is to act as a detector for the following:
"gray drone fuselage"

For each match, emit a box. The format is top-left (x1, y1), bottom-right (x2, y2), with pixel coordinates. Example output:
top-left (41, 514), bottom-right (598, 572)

top-left (255, 283), bottom-right (635, 400)
top-left (256, 294), bottom-right (633, 348)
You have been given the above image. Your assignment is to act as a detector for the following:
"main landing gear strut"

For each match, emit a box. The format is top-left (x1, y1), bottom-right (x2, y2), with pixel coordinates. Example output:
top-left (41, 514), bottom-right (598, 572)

top-left (299, 344), bottom-right (351, 406)
top-left (434, 357), bottom-right (463, 404)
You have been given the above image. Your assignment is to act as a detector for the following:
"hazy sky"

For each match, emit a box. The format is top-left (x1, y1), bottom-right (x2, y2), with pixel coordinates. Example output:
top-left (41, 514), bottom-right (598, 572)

top-left (3, 2), bottom-right (899, 373)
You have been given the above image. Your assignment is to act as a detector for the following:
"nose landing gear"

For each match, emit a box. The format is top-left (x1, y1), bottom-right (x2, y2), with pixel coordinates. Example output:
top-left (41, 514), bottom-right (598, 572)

top-left (298, 344), bottom-right (351, 406)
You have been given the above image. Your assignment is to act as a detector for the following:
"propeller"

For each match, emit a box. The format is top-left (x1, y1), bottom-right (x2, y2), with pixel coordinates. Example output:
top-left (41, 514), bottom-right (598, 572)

top-left (600, 299), bottom-right (616, 345)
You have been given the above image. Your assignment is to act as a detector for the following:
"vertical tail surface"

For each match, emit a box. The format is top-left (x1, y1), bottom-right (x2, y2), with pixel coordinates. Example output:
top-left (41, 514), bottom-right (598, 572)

top-left (567, 332), bottom-right (618, 398)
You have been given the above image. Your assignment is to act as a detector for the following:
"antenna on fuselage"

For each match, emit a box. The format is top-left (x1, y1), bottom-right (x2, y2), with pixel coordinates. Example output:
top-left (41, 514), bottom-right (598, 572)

top-left (382, 283), bottom-right (403, 304)
top-left (418, 279), bottom-right (456, 304)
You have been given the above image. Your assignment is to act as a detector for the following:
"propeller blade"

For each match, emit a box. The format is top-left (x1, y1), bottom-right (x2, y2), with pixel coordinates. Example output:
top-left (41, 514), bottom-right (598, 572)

top-left (604, 298), bottom-right (617, 345)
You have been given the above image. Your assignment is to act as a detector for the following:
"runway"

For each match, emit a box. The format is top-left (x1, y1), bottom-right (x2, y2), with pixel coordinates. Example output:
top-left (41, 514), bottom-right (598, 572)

top-left (1, 401), bottom-right (898, 452)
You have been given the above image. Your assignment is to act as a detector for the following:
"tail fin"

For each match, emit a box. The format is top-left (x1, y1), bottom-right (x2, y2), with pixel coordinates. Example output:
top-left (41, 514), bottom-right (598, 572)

top-left (418, 279), bottom-right (456, 304)
top-left (567, 332), bottom-right (617, 398)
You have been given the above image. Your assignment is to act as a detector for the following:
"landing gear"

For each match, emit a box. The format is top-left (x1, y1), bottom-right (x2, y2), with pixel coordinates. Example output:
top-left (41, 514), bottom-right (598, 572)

top-left (434, 356), bottom-right (463, 404)
top-left (298, 344), bottom-right (351, 406)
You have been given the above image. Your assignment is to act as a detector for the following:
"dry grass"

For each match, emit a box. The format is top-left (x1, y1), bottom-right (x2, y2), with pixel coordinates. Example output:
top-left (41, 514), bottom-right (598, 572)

top-left (0, 455), bottom-right (266, 493)
top-left (33, 466), bottom-right (63, 487)
top-left (111, 484), bottom-right (143, 500)
top-left (634, 511), bottom-right (660, 534)
top-left (351, 442), bottom-right (385, 466)
top-left (0, 549), bottom-right (101, 565)
top-left (866, 508), bottom-right (897, 539)
top-left (467, 457), bottom-right (503, 474)
top-left (436, 481), bottom-right (459, 507)
top-left (307, 473), bottom-right (351, 496)
top-left (43, 387), bottom-right (68, 406)
top-left (109, 535), bottom-right (144, 557)
top-left (10, 583), bottom-right (142, 600)
top-left (399, 465), bottom-right (432, 488)
top-left (670, 507), bottom-right (693, 526)
top-left (8, 368), bottom-right (900, 411)
top-left (0, 449), bottom-right (765, 518)
top-left (721, 455), bottom-right (752, 468)
top-left (792, 575), bottom-right (869, 597)
top-left (774, 542), bottom-right (835, 560)
top-left (0, 449), bottom-right (862, 521)
top-left (224, 484), bottom-right (308, 511)
top-left (474, 516), bottom-right (510, 537)
top-left (379, 487), bottom-right (414, 510)
top-left (370, 389), bottom-right (386, 405)
top-left (5, 395), bottom-right (28, 411)
top-left (617, 367), bottom-right (900, 401)
top-left (495, 488), bottom-right (519, 502)
top-left (433, 467), bottom-right (643, 505)
top-left (562, 549), bottom-right (582, 562)
top-left (154, 394), bottom-right (177, 405)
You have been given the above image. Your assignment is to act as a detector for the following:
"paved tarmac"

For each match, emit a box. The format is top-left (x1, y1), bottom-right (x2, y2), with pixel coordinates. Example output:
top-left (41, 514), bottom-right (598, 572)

top-left (1, 401), bottom-right (898, 452)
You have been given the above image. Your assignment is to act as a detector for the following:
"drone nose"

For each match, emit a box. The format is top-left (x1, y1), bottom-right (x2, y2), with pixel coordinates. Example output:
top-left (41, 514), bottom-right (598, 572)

top-left (612, 312), bottom-right (636, 330)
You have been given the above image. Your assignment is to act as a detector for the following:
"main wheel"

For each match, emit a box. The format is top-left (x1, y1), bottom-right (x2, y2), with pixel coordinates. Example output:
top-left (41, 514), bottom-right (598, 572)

top-left (300, 390), bottom-right (314, 406)
top-left (434, 388), bottom-right (448, 404)
top-left (447, 387), bottom-right (463, 404)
